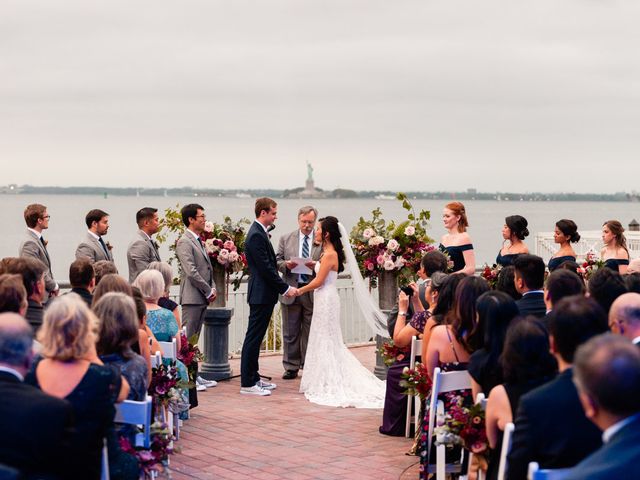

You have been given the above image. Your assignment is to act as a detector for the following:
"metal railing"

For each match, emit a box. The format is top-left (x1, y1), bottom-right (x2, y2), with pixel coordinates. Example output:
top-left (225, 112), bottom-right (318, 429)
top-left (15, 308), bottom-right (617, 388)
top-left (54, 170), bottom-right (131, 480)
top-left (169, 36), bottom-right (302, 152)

top-left (535, 231), bottom-right (640, 263)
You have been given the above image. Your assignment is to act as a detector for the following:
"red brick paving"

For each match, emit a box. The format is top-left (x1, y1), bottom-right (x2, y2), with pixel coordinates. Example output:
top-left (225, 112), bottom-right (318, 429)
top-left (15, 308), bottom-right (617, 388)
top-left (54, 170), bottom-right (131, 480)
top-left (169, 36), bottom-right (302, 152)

top-left (168, 345), bottom-right (421, 479)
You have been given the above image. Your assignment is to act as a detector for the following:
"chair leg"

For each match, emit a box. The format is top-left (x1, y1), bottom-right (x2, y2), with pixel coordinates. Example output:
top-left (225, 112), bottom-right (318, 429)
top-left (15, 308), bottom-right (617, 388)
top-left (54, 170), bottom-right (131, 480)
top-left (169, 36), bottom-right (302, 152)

top-left (436, 444), bottom-right (446, 480)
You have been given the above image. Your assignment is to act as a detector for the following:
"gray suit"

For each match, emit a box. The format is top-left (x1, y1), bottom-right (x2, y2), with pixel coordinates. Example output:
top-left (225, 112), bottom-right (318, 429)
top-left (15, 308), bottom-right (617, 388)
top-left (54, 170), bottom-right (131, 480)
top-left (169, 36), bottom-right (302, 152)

top-left (276, 229), bottom-right (322, 371)
top-left (127, 230), bottom-right (161, 283)
top-left (176, 230), bottom-right (215, 338)
top-left (19, 229), bottom-right (56, 293)
top-left (75, 232), bottom-right (113, 263)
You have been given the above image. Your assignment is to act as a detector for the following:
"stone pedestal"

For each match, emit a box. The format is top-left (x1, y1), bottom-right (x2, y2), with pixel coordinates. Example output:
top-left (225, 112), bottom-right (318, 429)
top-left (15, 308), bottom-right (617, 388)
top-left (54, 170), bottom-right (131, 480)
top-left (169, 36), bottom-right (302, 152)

top-left (374, 271), bottom-right (398, 380)
top-left (199, 307), bottom-right (233, 381)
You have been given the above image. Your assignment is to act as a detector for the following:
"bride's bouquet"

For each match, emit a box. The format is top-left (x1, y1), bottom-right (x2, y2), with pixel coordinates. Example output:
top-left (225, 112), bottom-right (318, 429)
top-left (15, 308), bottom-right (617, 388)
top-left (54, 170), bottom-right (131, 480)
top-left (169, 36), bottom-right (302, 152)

top-left (350, 193), bottom-right (434, 287)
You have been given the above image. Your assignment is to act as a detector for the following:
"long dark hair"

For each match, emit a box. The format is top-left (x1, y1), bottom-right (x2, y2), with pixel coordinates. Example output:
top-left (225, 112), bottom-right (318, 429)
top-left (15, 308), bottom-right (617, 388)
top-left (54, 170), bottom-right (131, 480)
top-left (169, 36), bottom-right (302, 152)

top-left (319, 216), bottom-right (345, 273)
top-left (477, 291), bottom-right (519, 364)
top-left (603, 220), bottom-right (629, 255)
top-left (448, 276), bottom-right (490, 353)
top-left (432, 273), bottom-right (466, 320)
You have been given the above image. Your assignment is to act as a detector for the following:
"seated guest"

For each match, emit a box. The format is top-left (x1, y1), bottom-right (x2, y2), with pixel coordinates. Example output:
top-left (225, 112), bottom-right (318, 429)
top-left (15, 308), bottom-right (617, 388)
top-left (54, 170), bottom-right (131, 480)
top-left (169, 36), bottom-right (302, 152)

top-left (93, 260), bottom-right (118, 286)
top-left (0, 273), bottom-right (28, 315)
top-left (495, 266), bottom-right (521, 301)
top-left (25, 294), bottom-right (137, 480)
top-left (147, 261), bottom-right (183, 332)
top-left (600, 220), bottom-right (630, 274)
top-left (66, 258), bottom-right (96, 306)
top-left (485, 318), bottom-right (557, 480)
top-left (496, 215), bottom-right (529, 267)
top-left (564, 334), bottom-right (640, 480)
top-left (548, 219), bottom-right (580, 271)
top-left (608, 293), bottom-right (640, 346)
top-left (625, 272), bottom-right (640, 294)
top-left (94, 292), bottom-right (149, 400)
top-left (0, 257), bottom-right (48, 331)
top-left (513, 254), bottom-right (546, 318)
top-left (92, 273), bottom-right (132, 306)
top-left (131, 287), bottom-right (156, 381)
top-left (555, 259), bottom-right (580, 275)
top-left (506, 296), bottom-right (609, 480)
top-left (0, 313), bottom-right (74, 479)
top-left (543, 269), bottom-right (585, 314)
top-left (588, 267), bottom-right (628, 315)
top-left (430, 273), bottom-right (466, 325)
top-left (469, 291), bottom-right (519, 398)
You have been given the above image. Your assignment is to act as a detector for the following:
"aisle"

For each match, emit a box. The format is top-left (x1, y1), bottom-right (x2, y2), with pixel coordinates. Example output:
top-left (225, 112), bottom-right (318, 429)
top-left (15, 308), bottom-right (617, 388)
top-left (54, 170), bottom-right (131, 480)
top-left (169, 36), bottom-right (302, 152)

top-left (170, 345), bottom-right (419, 480)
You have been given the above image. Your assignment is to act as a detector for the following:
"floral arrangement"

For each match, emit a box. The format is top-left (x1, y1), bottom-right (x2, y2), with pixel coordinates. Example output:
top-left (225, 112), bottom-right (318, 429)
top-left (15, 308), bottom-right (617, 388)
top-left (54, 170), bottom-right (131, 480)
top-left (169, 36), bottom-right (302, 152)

top-left (350, 193), bottom-right (434, 287)
top-left (578, 250), bottom-right (605, 280)
top-left (378, 340), bottom-right (406, 366)
top-left (178, 331), bottom-right (204, 383)
top-left (434, 400), bottom-right (489, 456)
top-left (119, 421), bottom-right (174, 476)
top-left (480, 263), bottom-right (502, 289)
top-left (148, 361), bottom-right (190, 414)
top-left (400, 362), bottom-right (433, 400)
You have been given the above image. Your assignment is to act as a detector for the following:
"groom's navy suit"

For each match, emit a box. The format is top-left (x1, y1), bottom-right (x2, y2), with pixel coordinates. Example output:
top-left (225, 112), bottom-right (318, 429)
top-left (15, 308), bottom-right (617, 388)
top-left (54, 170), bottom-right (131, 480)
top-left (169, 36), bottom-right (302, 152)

top-left (241, 220), bottom-right (290, 387)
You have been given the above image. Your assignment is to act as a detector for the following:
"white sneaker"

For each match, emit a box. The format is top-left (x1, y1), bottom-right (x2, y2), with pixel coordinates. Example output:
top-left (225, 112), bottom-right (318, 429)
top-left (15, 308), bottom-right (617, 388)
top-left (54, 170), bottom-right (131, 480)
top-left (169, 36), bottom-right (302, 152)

top-left (240, 385), bottom-right (271, 396)
top-left (256, 379), bottom-right (277, 390)
top-left (196, 384), bottom-right (207, 392)
top-left (197, 376), bottom-right (217, 388)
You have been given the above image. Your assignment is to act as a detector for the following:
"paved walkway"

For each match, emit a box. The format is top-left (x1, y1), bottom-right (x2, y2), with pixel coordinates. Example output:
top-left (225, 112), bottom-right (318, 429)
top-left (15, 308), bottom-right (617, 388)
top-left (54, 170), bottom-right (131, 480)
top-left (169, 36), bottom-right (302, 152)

top-left (169, 345), bottom-right (421, 479)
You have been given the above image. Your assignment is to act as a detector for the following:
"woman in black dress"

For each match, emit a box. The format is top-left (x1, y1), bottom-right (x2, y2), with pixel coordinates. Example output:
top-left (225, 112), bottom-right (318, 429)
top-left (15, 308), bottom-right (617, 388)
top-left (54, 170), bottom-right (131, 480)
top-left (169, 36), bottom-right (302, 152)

top-left (440, 202), bottom-right (476, 275)
top-left (600, 220), bottom-right (630, 274)
top-left (548, 219), bottom-right (580, 271)
top-left (496, 215), bottom-right (529, 267)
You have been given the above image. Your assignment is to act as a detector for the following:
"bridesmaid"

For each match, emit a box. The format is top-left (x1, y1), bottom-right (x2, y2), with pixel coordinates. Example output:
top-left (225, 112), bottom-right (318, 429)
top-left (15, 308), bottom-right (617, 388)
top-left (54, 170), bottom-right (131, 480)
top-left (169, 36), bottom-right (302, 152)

top-left (496, 215), bottom-right (530, 267)
top-left (439, 201), bottom-right (476, 275)
top-left (601, 220), bottom-right (630, 274)
top-left (548, 219), bottom-right (580, 271)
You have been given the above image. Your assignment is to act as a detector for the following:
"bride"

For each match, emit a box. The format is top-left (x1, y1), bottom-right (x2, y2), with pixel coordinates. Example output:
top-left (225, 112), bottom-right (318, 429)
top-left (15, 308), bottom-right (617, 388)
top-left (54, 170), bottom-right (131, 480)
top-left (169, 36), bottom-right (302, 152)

top-left (296, 216), bottom-right (388, 408)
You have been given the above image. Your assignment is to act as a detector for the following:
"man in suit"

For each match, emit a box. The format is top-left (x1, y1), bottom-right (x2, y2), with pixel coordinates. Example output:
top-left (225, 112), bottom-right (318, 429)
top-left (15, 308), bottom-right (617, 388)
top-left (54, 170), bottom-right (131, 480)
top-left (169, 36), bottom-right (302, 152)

top-left (0, 313), bottom-right (74, 479)
top-left (565, 334), bottom-right (640, 480)
top-left (0, 273), bottom-right (27, 315)
top-left (66, 258), bottom-right (95, 306)
top-left (175, 203), bottom-right (216, 339)
top-left (75, 209), bottom-right (114, 262)
top-left (0, 257), bottom-right (47, 331)
top-left (127, 207), bottom-right (161, 283)
top-left (241, 198), bottom-right (297, 396)
top-left (608, 292), bottom-right (640, 346)
top-left (276, 206), bottom-right (322, 380)
top-left (18, 203), bottom-right (58, 299)
top-left (513, 254), bottom-right (546, 318)
top-left (506, 296), bottom-right (609, 480)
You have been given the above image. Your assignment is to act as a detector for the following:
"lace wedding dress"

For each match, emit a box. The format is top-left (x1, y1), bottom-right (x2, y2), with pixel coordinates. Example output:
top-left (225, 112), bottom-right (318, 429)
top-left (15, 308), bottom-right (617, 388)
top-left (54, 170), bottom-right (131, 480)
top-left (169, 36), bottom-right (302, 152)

top-left (300, 262), bottom-right (386, 408)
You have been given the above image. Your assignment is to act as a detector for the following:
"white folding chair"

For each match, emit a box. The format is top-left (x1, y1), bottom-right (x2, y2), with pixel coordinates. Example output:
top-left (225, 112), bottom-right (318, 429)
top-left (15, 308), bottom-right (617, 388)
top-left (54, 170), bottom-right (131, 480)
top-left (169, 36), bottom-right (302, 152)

top-left (100, 438), bottom-right (110, 480)
top-left (425, 367), bottom-right (472, 480)
top-left (114, 395), bottom-right (153, 449)
top-left (150, 351), bottom-right (163, 369)
top-left (527, 462), bottom-right (571, 480)
top-left (158, 338), bottom-right (177, 360)
top-left (497, 422), bottom-right (515, 480)
top-left (405, 335), bottom-right (423, 437)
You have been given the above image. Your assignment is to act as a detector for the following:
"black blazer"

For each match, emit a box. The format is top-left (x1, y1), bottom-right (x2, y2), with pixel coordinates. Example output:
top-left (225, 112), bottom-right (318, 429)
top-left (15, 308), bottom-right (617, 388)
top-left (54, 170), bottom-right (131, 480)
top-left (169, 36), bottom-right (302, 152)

top-left (564, 415), bottom-right (640, 480)
top-left (515, 291), bottom-right (546, 318)
top-left (245, 222), bottom-right (289, 305)
top-left (0, 371), bottom-right (74, 479)
top-left (67, 287), bottom-right (93, 307)
top-left (506, 369), bottom-right (602, 480)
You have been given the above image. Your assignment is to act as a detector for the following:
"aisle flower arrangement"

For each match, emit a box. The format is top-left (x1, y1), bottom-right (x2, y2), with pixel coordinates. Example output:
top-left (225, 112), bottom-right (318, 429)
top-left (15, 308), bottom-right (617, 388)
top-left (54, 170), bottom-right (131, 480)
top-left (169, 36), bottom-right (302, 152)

top-left (178, 331), bottom-right (204, 384)
top-left (119, 422), bottom-right (174, 477)
top-left (400, 362), bottom-right (432, 400)
top-left (149, 361), bottom-right (190, 414)
top-left (350, 193), bottom-right (434, 287)
top-left (434, 401), bottom-right (489, 457)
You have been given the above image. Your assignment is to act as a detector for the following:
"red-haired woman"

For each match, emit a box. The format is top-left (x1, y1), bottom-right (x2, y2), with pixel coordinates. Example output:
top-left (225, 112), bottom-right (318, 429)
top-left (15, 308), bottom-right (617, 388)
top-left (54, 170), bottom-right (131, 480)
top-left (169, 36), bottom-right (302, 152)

top-left (439, 202), bottom-right (475, 275)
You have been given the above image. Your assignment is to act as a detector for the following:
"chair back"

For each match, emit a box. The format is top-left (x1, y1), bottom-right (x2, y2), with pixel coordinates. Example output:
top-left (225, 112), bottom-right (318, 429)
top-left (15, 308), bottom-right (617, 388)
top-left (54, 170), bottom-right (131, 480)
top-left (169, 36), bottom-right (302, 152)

top-left (100, 438), bottom-right (109, 480)
top-left (527, 462), bottom-right (571, 480)
top-left (114, 395), bottom-right (153, 449)
top-left (151, 351), bottom-right (163, 368)
top-left (475, 392), bottom-right (487, 409)
top-left (159, 338), bottom-right (177, 360)
top-left (405, 335), bottom-right (424, 437)
top-left (497, 422), bottom-right (515, 480)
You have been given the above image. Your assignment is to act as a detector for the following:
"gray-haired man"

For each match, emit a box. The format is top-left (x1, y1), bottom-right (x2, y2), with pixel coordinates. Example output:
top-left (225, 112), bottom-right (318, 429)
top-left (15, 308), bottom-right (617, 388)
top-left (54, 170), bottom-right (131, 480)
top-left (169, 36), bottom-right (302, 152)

top-left (276, 206), bottom-right (322, 379)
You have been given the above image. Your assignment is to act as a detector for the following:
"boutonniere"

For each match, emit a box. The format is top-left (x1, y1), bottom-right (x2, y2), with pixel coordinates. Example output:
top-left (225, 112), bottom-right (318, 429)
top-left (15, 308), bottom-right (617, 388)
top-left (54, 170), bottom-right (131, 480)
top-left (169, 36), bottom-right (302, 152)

top-left (43, 239), bottom-right (49, 247)
top-left (106, 241), bottom-right (113, 251)
top-left (152, 240), bottom-right (160, 250)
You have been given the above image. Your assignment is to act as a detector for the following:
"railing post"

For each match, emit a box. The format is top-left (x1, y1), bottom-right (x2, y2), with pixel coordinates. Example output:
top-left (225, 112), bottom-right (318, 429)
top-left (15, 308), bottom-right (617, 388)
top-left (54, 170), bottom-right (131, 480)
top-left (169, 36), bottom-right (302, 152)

top-left (200, 307), bottom-right (234, 381)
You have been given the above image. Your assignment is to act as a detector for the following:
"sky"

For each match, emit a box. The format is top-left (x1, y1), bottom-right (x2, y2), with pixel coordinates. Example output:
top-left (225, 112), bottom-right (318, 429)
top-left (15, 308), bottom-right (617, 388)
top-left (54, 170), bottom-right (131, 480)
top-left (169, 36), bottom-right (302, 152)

top-left (2, 0), bottom-right (639, 193)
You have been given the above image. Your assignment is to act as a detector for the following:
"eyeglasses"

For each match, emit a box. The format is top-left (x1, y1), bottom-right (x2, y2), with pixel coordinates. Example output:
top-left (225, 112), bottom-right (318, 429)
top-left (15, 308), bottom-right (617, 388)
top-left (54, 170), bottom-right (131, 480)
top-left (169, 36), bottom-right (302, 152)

top-left (195, 214), bottom-right (206, 219)
top-left (41, 215), bottom-right (51, 219)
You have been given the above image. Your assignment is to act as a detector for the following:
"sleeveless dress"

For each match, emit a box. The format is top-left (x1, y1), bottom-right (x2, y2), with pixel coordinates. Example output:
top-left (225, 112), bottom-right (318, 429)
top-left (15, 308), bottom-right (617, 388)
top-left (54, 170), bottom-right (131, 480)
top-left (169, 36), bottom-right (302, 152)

top-left (548, 255), bottom-right (575, 271)
top-left (300, 262), bottom-right (386, 408)
top-left (604, 258), bottom-right (629, 272)
top-left (440, 243), bottom-right (473, 273)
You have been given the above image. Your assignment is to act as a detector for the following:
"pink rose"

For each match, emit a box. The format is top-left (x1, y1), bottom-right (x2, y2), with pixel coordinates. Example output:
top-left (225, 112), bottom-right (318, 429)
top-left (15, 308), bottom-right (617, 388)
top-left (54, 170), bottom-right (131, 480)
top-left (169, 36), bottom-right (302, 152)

top-left (387, 239), bottom-right (399, 251)
top-left (376, 255), bottom-right (385, 265)
top-left (223, 240), bottom-right (235, 250)
top-left (363, 228), bottom-right (375, 239)
top-left (404, 226), bottom-right (416, 236)
top-left (204, 221), bottom-right (214, 233)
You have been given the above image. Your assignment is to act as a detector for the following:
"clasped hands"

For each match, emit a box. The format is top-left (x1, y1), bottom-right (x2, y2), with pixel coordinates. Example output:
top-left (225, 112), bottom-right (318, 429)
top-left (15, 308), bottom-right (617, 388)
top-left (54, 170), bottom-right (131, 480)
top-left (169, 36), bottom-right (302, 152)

top-left (284, 287), bottom-right (303, 298)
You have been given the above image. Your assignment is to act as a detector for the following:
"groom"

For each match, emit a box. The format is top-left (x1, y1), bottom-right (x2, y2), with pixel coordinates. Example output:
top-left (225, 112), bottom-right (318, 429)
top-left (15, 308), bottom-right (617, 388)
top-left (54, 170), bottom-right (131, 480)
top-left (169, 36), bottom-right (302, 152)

top-left (241, 198), bottom-right (297, 396)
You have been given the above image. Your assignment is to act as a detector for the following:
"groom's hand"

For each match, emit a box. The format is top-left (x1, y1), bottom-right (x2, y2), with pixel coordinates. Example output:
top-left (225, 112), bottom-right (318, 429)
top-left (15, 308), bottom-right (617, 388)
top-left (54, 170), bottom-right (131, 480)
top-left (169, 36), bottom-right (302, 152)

top-left (285, 260), bottom-right (297, 270)
top-left (208, 289), bottom-right (217, 303)
top-left (284, 287), bottom-right (298, 298)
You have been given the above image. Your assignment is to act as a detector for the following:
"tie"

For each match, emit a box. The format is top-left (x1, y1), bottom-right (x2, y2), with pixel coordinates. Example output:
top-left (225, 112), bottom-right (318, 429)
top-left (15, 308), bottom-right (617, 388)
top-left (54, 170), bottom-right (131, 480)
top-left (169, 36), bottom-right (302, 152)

top-left (300, 235), bottom-right (310, 283)
top-left (197, 236), bottom-right (207, 255)
top-left (98, 237), bottom-right (110, 258)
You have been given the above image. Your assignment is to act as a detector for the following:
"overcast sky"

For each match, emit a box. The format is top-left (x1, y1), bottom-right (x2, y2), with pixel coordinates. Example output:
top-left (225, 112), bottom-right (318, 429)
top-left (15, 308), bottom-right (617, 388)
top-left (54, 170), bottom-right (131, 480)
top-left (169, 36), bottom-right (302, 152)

top-left (2, 0), bottom-right (639, 193)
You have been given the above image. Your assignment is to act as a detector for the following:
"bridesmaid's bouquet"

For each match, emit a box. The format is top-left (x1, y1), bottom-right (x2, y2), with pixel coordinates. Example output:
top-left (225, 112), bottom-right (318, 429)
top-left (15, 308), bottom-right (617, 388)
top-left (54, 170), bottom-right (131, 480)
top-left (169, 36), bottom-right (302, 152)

top-left (480, 263), bottom-right (501, 289)
top-left (350, 193), bottom-right (434, 287)
top-left (578, 250), bottom-right (605, 281)
top-left (379, 340), bottom-right (406, 366)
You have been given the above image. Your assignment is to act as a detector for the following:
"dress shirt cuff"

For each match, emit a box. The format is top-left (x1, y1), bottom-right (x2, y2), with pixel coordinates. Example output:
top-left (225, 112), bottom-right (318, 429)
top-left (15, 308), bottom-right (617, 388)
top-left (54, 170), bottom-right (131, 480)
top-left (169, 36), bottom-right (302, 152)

top-left (209, 288), bottom-right (217, 298)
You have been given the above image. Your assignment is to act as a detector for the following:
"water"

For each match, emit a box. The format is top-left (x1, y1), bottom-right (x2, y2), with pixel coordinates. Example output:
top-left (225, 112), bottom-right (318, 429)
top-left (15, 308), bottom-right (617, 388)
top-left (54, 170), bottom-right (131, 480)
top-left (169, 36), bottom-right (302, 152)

top-left (1, 194), bottom-right (638, 282)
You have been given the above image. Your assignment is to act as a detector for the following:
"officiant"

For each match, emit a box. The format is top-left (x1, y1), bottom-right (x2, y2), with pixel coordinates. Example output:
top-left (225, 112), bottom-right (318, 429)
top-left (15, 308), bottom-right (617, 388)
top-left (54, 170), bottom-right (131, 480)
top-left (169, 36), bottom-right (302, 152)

top-left (276, 206), bottom-right (322, 380)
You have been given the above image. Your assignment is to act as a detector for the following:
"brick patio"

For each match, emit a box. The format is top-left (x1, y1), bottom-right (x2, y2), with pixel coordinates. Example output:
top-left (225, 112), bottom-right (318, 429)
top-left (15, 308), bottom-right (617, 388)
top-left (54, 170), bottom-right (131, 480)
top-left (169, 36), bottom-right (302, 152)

top-left (169, 345), bottom-right (421, 479)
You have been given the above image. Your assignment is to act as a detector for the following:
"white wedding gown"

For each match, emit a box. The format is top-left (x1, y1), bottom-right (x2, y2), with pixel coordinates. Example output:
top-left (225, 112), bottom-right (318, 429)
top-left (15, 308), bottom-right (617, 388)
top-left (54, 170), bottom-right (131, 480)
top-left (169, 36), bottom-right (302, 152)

top-left (300, 263), bottom-right (386, 408)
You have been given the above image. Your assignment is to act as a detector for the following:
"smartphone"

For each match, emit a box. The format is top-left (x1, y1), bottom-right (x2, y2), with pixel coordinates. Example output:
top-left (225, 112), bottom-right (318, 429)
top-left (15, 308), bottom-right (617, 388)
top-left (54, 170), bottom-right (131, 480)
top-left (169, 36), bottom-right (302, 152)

top-left (400, 286), bottom-right (414, 296)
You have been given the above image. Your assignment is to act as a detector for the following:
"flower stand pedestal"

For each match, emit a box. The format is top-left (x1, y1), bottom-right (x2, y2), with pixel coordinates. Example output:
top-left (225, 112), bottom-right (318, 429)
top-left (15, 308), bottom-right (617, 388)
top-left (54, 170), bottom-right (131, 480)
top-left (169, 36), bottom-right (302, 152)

top-left (199, 307), bottom-right (233, 381)
top-left (375, 271), bottom-right (398, 380)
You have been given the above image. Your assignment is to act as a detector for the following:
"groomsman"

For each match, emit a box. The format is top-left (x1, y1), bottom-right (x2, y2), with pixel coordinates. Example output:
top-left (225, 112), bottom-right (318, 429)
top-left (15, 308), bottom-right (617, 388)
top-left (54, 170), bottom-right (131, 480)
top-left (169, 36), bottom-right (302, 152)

top-left (276, 206), bottom-right (322, 380)
top-left (75, 209), bottom-right (114, 263)
top-left (127, 207), bottom-right (161, 283)
top-left (18, 203), bottom-right (58, 298)
top-left (175, 204), bottom-right (216, 339)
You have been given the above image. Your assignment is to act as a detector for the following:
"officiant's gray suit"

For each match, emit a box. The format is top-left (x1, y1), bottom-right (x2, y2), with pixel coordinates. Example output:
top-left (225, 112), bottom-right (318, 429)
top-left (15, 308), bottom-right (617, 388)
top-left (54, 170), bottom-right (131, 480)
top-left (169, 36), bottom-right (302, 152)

top-left (75, 232), bottom-right (114, 263)
top-left (176, 231), bottom-right (215, 338)
top-left (276, 229), bottom-right (322, 372)
top-left (19, 229), bottom-right (56, 294)
top-left (127, 230), bottom-right (161, 283)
